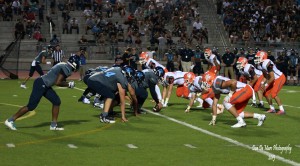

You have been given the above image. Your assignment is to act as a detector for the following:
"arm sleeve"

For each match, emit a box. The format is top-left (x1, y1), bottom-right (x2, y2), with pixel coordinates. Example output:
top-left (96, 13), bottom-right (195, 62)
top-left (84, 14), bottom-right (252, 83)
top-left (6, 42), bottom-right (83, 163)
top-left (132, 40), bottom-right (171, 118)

top-left (149, 83), bottom-right (159, 103)
top-left (155, 84), bottom-right (162, 101)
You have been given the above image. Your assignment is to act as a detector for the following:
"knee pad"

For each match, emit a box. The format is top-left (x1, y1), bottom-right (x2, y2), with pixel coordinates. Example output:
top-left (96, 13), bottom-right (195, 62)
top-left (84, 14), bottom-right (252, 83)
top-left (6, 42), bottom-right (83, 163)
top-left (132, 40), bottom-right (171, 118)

top-left (223, 100), bottom-right (233, 110)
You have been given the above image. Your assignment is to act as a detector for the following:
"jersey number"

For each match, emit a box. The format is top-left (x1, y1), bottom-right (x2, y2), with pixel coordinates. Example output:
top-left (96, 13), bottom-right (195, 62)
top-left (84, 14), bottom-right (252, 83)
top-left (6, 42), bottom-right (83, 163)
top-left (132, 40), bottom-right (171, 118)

top-left (105, 72), bottom-right (116, 77)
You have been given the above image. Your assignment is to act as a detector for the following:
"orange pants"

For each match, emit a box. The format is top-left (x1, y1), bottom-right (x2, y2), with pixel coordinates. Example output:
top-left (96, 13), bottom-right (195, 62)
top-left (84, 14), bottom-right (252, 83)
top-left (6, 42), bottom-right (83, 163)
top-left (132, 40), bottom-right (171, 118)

top-left (229, 85), bottom-right (253, 114)
top-left (176, 85), bottom-right (189, 98)
top-left (264, 74), bottom-right (286, 98)
top-left (253, 75), bottom-right (264, 92)
top-left (201, 88), bottom-right (215, 108)
top-left (208, 65), bottom-right (221, 74)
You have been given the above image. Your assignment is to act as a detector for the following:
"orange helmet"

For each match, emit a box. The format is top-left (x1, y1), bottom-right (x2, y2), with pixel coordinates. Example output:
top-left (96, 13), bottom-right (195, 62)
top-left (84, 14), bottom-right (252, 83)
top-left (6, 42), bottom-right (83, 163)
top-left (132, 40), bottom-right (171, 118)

top-left (204, 48), bottom-right (212, 59)
top-left (254, 51), bottom-right (268, 64)
top-left (184, 72), bottom-right (196, 87)
top-left (236, 57), bottom-right (248, 70)
top-left (201, 71), bottom-right (216, 90)
top-left (139, 52), bottom-right (149, 64)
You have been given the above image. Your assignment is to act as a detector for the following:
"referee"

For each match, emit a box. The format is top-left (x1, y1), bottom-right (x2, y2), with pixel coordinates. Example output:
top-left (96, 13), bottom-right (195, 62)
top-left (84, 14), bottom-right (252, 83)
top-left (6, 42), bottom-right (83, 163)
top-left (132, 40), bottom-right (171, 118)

top-left (52, 44), bottom-right (65, 66)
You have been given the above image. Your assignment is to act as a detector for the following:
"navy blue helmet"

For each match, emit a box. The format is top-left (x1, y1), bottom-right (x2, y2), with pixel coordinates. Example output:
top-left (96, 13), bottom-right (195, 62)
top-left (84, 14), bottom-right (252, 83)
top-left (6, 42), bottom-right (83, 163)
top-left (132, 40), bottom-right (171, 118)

top-left (153, 66), bottom-right (165, 78)
top-left (135, 70), bottom-right (145, 84)
top-left (68, 55), bottom-right (81, 71)
top-left (122, 66), bottom-right (136, 79)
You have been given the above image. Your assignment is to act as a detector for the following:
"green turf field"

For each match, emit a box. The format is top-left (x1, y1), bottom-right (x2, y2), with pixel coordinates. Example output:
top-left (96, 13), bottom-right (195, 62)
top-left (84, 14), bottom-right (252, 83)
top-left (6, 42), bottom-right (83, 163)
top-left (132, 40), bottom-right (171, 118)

top-left (1, 79), bottom-right (300, 166)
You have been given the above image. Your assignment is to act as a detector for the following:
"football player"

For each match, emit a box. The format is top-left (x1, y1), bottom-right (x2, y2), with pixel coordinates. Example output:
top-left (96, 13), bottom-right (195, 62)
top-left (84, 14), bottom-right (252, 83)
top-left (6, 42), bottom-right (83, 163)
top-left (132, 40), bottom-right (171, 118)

top-left (236, 57), bottom-right (265, 108)
top-left (184, 72), bottom-right (224, 114)
top-left (202, 71), bottom-right (266, 128)
top-left (20, 46), bottom-right (53, 89)
top-left (5, 55), bottom-right (80, 130)
top-left (204, 48), bottom-right (221, 74)
top-left (255, 51), bottom-right (286, 115)
top-left (140, 66), bottom-right (165, 112)
top-left (87, 66), bottom-right (138, 123)
top-left (161, 71), bottom-right (188, 107)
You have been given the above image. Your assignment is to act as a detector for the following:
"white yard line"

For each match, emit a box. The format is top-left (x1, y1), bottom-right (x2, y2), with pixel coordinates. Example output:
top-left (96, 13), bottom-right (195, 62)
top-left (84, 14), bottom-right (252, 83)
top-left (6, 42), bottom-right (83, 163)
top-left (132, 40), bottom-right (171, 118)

top-left (67, 144), bottom-right (78, 149)
top-left (126, 144), bottom-right (138, 149)
top-left (184, 144), bottom-right (197, 149)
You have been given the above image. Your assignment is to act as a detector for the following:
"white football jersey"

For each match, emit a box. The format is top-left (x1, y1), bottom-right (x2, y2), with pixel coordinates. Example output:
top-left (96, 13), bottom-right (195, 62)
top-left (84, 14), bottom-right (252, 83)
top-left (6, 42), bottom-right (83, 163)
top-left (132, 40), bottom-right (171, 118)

top-left (262, 59), bottom-right (282, 79)
top-left (243, 64), bottom-right (262, 78)
top-left (145, 58), bottom-right (166, 70)
top-left (212, 76), bottom-right (246, 94)
top-left (189, 76), bottom-right (203, 93)
top-left (209, 54), bottom-right (220, 66)
top-left (163, 71), bottom-right (187, 86)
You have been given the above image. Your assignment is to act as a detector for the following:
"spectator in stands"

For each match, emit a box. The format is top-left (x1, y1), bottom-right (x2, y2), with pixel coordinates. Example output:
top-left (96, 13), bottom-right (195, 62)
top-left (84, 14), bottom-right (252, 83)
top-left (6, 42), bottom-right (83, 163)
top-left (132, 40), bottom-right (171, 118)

top-left (242, 29), bottom-right (251, 46)
top-left (69, 17), bottom-right (79, 34)
top-left (114, 53), bottom-right (123, 67)
top-left (85, 16), bottom-right (95, 34)
top-left (134, 35), bottom-right (142, 50)
top-left (50, 0), bottom-right (56, 14)
top-left (25, 20), bottom-right (34, 39)
top-left (38, 5), bottom-right (44, 22)
top-left (82, 6), bottom-right (93, 18)
top-left (78, 35), bottom-right (88, 44)
top-left (192, 18), bottom-right (203, 32)
top-left (15, 19), bottom-right (25, 39)
top-left (4, 4), bottom-right (13, 21)
top-left (46, 16), bottom-right (56, 31)
top-left (62, 19), bottom-right (69, 34)
top-left (287, 49), bottom-right (298, 85)
top-left (12, 0), bottom-right (21, 15)
top-left (50, 34), bottom-right (60, 46)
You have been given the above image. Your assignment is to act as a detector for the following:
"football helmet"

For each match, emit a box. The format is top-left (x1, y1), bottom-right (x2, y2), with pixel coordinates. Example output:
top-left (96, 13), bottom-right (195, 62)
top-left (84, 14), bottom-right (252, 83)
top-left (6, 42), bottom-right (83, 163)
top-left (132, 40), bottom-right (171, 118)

top-left (204, 48), bottom-right (212, 60)
top-left (201, 71), bottom-right (216, 90)
top-left (153, 66), bottom-right (165, 78)
top-left (139, 52), bottom-right (149, 64)
top-left (135, 70), bottom-right (145, 84)
top-left (184, 72), bottom-right (196, 86)
top-left (254, 51), bottom-right (268, 64)
top-left (67, 55), bottom-right (81, 71)
top-left (122, 66), bottom-right (136, 79)
top-left (236, 57), bottom-right (248, 70)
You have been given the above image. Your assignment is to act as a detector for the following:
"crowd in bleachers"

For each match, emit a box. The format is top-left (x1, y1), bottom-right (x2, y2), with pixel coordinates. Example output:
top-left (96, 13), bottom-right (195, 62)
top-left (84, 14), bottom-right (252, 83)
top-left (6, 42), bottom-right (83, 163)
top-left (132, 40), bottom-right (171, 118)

top-left (219, 0), bottom-right (300, 46)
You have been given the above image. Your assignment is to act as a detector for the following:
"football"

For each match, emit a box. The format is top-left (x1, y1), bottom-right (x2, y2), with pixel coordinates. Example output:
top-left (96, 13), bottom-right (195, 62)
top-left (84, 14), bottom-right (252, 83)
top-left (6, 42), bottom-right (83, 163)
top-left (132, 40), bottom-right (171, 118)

top-left (153, 104), bottom-right (161, 112)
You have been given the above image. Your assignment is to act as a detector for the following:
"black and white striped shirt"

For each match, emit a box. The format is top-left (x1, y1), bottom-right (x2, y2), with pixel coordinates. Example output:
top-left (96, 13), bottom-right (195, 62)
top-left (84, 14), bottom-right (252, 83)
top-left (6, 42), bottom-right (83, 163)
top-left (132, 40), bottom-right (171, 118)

top-left (52, 50), bottom-right (64, 65)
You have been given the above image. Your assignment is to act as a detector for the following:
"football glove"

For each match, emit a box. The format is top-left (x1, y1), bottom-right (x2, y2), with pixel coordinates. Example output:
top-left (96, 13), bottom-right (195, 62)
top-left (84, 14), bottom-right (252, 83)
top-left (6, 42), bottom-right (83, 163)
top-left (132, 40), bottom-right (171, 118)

top-left (68, 81), bottom-right (75, 89)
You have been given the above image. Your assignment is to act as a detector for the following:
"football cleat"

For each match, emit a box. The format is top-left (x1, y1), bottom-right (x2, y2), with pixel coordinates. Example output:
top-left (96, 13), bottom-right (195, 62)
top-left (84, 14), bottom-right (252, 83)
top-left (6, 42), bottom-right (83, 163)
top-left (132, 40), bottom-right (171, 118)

top-left (100, 113), bottom-right (116, 123)
top-left (82, 97), bottom-right (91, 104)
top-left (257, 114), bottom-right (266, 126)
top-left (231, 120), bottom-right (246, 128)
top-left (20, 84), bottom-right (27, 89)
top-left (276, 110), bottom-right (285, 115)
top-left (267, 109), bottom-right (276, 113)
top-left (5, 119), bottom-right (17, 130)
top-left (50, 125), bottom-right (64, 131)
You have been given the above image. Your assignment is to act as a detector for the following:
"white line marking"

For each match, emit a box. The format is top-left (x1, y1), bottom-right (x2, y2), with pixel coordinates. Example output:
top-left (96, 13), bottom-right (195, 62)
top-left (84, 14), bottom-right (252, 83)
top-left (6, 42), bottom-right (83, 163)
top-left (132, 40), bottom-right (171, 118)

top-left (67, 144), bottom-right (78, 149)
top-left (143, 109), bottom-right (300, 166)
top-left (295, 145), bottom-right (300, 148)
top-left (74, 87), bottom-right (85, 91)
top-left (184, 144), bottom-right (197, 148)
top-left (12, 95), bottom-right (18, 97)
top-left (72, 96), bottom-right (77, 98)
top-left (6, 143), bottom-right (15, 148)
top-left (126, 144), bottom-right (138, 149)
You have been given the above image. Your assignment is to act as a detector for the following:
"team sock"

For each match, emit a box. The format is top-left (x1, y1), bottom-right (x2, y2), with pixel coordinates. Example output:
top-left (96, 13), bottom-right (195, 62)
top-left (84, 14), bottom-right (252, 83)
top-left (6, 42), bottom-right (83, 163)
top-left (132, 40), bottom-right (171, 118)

top-left (253, 113), bottom-right (261, 119)
top-left (260, 101), bottom-right (264, 105)
top-left (51, 121), bottom-right (57, 127)
top-left (8, 117), bottom-right (14, 122)
top-left (269, 105), bottom-right (275, 110)
top-left (279, 105), bottom-right (285, 111)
